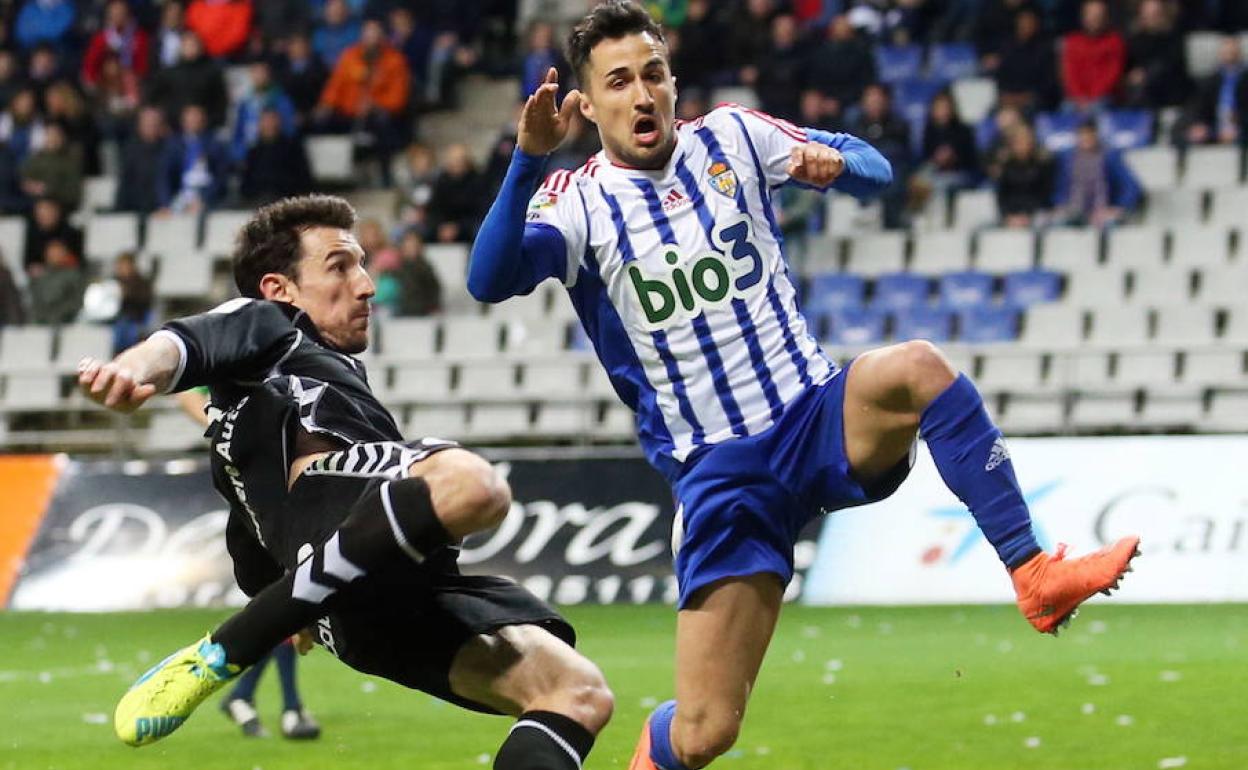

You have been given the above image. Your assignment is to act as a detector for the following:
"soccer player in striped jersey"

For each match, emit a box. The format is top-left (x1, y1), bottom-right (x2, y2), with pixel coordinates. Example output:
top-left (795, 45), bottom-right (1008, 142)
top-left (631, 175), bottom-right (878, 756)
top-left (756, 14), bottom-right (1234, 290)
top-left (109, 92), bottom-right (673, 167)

top-left (468, 3), bottom-right (1141, 768)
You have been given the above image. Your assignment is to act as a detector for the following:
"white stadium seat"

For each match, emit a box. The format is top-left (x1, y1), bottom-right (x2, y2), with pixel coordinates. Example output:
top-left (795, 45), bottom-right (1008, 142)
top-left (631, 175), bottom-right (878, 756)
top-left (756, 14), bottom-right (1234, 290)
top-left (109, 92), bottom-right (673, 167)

top-left (305, 135), bottom-right (354, 183)
top-left (144, 410), bottom-right (208, 452)
top-left (1021, 305), bottom-right (1085, 346)
top-left (998, 394), bottom-right (1066, 435)
top-left (1115, 350), bottom-right (1178, 387)
top-left (1206, 186), bottom-right (1248, 229)
top-left (1181, 349), bottom-right (1244, 387)
top-left (203, 210), bottom-right (251, 257)
top-left (388, 362), bottom-right (454, 401)
top-left (1128, 266), bottom-right (1193, 306)
top-left (424, 243), bottom-right (478, 315)
top-left (951, 78), bottom-right (997, 123)
top-left (0, 327), bottom-right (54, 372)
top-left (55, 325), bottom-right (112, 371)
top-left (1087, 306), bottom-right (1151, 345)
top-left (81, 175), bottom-right (117, 213)
top-left (1069, 393), bottom-right (1137, 430)
top-left (404, 404), bottom-right (469, 440)
top-left (1186, 32), bottom-right (1224, 78)
top-left (1039, 227), bottom-right (1100, 272)
top-left (1143, 188), bottom-right (1204, 227)
top-left (1194, 265), bottom-right (1248, 307)
top-left (1105, 225), bottom-right (1165, 269)
top-left (441, 318), bottom-right (502, 360)
top-left (1202, 391), bottom-right (1248, 431)
top-left (596, 403), bottom-right (635, 439)
top-left (1182, 145), bottom-right (1243, 189)
top-left (1153, 305), bottom-right (1217, 345)
top-left (1170, 225), bottom-right (1232, 267)
top-left (975, 350), bottom-right (1049, 392)
top-left (1063, 350), bottom-right (1113, 389)
top-left (455, 360), bottom-right (519, 399)
top-left (84, 212), bottom-right (140, 262)
top-left (533, 402), bottom-right (593, 437)
top-left (518, 360), bottom-right (584, 398)
top-left (975, 229), bottom-right (1034, 273)
top-left (155, 253), bottom-right (213, 298)
top-left (1125, 146), bottom-right (1178, 191)
top-left (379, 317), bottom-right (438, 360)
top-left (909, 230), bottom-right (970, 274)
top-left (950, 188), bottom-right (998, 230)
top-left (1139, 390), bottom-right (1204, 429)
top-left (1063, 267), bottom-right (1127, 306)
top-left (506, 320), bottom-right (568, 357)
top-left (466, 403), bottom-right (531, 440)
top-left (4, 372), bottom-right (60, 409)
top-left (844, 232), bottom-right (906, 276)
top-left (0, 216), bottom-right (26, 283)
top-left (143, 213), bottom-right (200, 258)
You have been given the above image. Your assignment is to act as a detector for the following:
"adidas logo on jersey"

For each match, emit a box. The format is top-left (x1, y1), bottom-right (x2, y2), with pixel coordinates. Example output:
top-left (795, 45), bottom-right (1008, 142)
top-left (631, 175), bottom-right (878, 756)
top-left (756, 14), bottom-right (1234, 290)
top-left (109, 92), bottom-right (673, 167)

top-left (985, 437), bottom-right (1011, 471)
top-left (661, 188), bottom-right (690, 212)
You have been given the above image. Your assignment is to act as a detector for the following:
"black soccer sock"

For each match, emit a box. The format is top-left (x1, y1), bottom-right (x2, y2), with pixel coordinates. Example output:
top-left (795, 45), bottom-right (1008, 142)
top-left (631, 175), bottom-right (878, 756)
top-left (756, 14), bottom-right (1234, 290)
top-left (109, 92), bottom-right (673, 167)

top-left (494, 711), bottom-right (596, 770)
top-left (213, 477), bottom-right (450, 666)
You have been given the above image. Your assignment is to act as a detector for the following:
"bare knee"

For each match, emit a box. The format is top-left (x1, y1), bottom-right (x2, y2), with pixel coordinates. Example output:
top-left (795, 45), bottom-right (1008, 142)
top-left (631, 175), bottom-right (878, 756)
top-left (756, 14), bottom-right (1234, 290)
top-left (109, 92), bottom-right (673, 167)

top-left (413, 450), bottom-right (511, 538)
top-left (673, 705), bottom-right (742, 769)
top-left (553, 660), bottom-right (615, 735)
top-left (891, 340), bottom-right (958, 409)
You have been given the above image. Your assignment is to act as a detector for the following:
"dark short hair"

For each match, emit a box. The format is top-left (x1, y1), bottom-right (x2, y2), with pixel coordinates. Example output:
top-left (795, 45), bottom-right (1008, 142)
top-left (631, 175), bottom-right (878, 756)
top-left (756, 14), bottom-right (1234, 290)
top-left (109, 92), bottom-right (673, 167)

top-left (232, 194), bottom-right (357, 299)
top-left (566, 1), bottom-right (666, 83)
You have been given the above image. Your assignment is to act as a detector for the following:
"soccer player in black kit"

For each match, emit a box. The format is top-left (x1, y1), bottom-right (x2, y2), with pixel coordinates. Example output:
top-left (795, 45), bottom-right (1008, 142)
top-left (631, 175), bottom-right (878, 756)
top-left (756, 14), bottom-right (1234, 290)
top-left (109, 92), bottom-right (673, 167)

top-left (78, 195), bottom-right (612, 770)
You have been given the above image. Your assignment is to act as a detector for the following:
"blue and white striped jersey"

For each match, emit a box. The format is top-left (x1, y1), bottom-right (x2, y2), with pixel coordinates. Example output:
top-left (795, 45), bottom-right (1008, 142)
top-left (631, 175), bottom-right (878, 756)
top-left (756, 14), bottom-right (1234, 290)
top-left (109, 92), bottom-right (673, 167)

top-left (525, 104), bottom-right (884, 477)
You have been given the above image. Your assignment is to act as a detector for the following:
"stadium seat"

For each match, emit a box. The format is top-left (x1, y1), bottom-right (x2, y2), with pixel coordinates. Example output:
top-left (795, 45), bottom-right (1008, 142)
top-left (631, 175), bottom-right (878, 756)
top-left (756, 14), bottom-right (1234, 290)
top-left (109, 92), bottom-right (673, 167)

top-left (1202, 391), bottom-right (1248, 432)
top-left (203, 210), bottom-right (251, 257)
top-left (1220, 308), bottom-right (1248, 343)
top-left (910, 230), bottom-right (971, 274)
top-left (1206, 186), bottom-right (1248, 229)
top-left (424, 243), bottom-right (479, 315)
top-left (1063, 267), bottom-right (1127, 306)
top-left (1186, 31), bottom-right (1224, 78)
top-left (456, 360), bottom-right (520, 399)
top-left (533, 402), bottom-right (593, 437)
top-left (1039, 227), bottom-right (1101, 272)
top-left (826, 308), bottom-right (886, 346)
top-left (1144, 188), bottom-right (1204, 227)
top-left (937, 271), bottom-right (994, 310)
top-left (0, 327), bottom-right (54, 372)
top-left (872, 272), bottom-right (929, 310)
top-left (801, 235), bottom-right (842, 275)
top-left (875, 45), bottom-right (923, 83)
top-left (1181, 145), bottom-right (1243, 189)
top-left (1002, 270), bottom-right (1061, 308)
top-left (1125, 146), bottom-right (1178, 191)
top-left (378, 317), bottom-right (438, 360)
top-left (1105, 225), bottom-right (1166, 269)
top-left (825, 196), bottom-right (882, 237)
top-left (1139, 390), bottom-right (1204, 430)
top-left (806, 273), bottom-right (866, 313)
top-left (1128, 266), bottom-right (1194, 306)
top-left (894, 78), bottom-right (945, 124)
top-left (144, 410), bottom-right (207, 452)
top-left (951, 78), bottom-right (996, 124)
top-left (1194, 265), bottom-right (1248, 307)
top-left (519, 360), bottom-right (584, 398)
top-left (958, 306), bottom-right (1018, 343)
top-left (976, 350), bottom-right (1049, 391)
top-left (928, 43), bottom-right (978, 80)
top-left (1035, 112), bottom-right (1081, 153)
top-left (1098, 110), bottom-right (1153, 150)
top-left (1069, 393), bottom-right (1137, 430)
top-left (1021, 304), bottom-right (1085, 346)
top-left (1115, 350), bottom-right (1178, 387)
top-left (1181, 349), bottom-right (1244, 387)
top-left (1170, 225), bottom-right (1232, 267)
top-left (155, 253), bottom-right (213, 298)
top-left (305, 135), bottom-right (355, 183)
top-left (55, 325), bottom-right (112, 371)
top-left (892, 306), bottom-right (952, 342)
top-left (506, 320), bottom-right (568, 357)
top-left (81, 175), bottom-right (117, 213)
top-left (1062, 350), bottom-right (1113, 389)
top-left (441, 318), bottom-right (503, 360)
top-left (596, 403), bottom-right (636, 439)
top-left (708, 86), bottom-right (760, 109)
top-left (84, 212), bottom-right (140, 262)
top-left (466, 403), bottom-right (531, 440)
top-left (1087, 306), bottom-right (1151, 345)
top-left (4, 372), bottom-right (60, 409)
top-left (950, 188), bottom-right (998, 230)
top-left (405, 404), bottom-right (469, 440)
top-left (585, 363), bottom-right (617, 399)
top-left (388, 362), bottom-right (453, 401)
top-left (844, 232), bottom-right (907, 276)
top-left (143, 213), bottom-right (200, 259)
top-left (0, 217), bottom-right (26, 283)
top-left (485, 290), bottom-right (548, 321)
top-left (975, 229), bottom-right (1035, 273)
top-left (998, 393), bottom-right (1066, 435)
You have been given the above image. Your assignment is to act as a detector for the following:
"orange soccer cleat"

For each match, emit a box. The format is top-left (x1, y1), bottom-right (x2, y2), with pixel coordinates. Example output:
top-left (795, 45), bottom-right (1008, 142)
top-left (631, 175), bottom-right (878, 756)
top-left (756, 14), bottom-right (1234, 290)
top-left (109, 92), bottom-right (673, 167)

top-left (628, 716), bottom-right (661, 770)
top-left (1011, 536), bottom-right (1141, 635)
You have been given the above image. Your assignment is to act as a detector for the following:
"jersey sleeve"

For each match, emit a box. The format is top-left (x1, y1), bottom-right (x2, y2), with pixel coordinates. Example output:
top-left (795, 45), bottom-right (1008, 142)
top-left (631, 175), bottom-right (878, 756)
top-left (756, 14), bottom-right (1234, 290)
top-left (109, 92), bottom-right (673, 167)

top-left (154, 299), bottom-right (301, 392)
top-left (524, 168), bottom-right (588, 286)
top-left (723, 104), bottom-right (811, 188)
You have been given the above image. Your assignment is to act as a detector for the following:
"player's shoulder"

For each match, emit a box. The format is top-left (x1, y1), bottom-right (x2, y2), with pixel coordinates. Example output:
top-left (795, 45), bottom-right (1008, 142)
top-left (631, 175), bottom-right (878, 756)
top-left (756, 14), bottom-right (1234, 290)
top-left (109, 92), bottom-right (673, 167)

top-left (695, 102), bottom-right (807, 143)
top-left (206, 298), bottom-right (298, 323)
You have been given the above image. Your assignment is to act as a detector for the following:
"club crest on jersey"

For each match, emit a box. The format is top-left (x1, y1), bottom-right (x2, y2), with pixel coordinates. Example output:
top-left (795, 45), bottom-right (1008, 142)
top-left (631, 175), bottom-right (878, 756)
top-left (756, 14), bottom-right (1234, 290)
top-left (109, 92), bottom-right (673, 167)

top-left (707, 161), bottom-right (738, 199)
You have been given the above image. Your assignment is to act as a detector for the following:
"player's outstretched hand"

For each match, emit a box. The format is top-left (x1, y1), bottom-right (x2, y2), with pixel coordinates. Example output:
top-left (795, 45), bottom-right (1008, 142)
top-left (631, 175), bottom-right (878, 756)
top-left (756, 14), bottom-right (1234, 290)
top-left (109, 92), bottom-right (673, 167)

top-left (788, 143), bottom-right (845, 188)
top-left (77, 356), bottom-right (157, 413)
top-left (518, 67), bottom-right (581, 156)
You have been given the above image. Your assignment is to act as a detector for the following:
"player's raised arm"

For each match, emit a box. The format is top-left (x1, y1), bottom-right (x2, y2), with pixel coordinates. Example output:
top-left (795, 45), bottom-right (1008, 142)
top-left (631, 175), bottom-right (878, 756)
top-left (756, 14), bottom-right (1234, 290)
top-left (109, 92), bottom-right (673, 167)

top-left (468, 68), bottom-right (585, 303)
top-left (77, 333), bottom-right (180, 413)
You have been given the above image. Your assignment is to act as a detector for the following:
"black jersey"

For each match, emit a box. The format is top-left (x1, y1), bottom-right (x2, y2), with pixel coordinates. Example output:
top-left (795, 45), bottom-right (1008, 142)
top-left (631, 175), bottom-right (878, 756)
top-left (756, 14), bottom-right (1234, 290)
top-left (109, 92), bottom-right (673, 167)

top-left (156, 298), bottom-right (403, 595)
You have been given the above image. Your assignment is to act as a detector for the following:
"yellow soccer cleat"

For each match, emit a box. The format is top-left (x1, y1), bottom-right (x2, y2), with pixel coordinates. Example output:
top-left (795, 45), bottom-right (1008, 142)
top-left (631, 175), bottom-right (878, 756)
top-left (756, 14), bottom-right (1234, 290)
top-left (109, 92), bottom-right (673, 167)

top-left (114, 635), bottom-right (240, 747)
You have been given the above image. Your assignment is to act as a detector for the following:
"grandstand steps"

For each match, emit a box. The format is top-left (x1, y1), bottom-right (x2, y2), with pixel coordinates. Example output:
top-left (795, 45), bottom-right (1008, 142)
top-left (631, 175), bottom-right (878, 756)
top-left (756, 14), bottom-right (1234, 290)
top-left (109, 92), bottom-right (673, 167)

top-left (421, 75), bottom-right (520, 161)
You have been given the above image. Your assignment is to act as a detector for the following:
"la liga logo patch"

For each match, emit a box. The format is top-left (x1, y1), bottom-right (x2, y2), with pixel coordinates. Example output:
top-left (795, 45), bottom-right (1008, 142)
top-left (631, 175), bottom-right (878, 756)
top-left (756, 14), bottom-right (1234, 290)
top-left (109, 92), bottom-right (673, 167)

top-left (707, 161), bottom-right (738, 199)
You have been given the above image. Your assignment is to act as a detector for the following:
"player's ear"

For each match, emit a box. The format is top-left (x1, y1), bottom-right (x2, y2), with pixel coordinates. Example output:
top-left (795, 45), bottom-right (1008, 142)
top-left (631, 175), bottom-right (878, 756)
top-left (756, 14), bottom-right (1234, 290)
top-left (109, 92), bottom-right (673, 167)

top-left (579, 90), bottom-right (595, 124)
top-left (259, 272), bottom-right (295, 303)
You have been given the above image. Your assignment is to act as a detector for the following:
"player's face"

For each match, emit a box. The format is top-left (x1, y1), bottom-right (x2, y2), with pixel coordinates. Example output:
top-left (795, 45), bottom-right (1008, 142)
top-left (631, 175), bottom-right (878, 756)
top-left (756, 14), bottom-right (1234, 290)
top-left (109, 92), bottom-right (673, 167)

top-left (288, 227), bottom-right (375, 354)
top-left (580, 32), bottom-right (677, 170)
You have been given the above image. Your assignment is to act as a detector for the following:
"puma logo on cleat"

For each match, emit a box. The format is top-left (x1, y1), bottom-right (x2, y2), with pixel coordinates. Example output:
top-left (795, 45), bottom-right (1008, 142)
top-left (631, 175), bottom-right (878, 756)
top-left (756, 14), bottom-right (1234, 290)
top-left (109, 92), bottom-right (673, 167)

top-left (134, 716), bottom-right (185, 741)
top-left (985, 438), bottom-right (1011, 471)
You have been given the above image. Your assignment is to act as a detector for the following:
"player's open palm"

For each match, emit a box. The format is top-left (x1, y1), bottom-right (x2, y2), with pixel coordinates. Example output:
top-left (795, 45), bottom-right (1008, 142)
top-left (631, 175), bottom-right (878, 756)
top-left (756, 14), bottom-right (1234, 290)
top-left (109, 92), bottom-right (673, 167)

top-left (518, 67), bottom-right (581, 156)
top-left (788, 143), bottom-right (845, 188)
top-left (78, 356), bottom-right (157, 413)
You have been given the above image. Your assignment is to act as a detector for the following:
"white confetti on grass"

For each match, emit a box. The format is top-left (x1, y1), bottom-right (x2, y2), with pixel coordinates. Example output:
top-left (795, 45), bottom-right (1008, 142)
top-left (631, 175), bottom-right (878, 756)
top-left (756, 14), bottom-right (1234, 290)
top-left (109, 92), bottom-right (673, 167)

top-left (1024, 737), bottom-right (1041, 748)
top-left (640, 696), bottom-right (658, 709)
top-left (755, 747), bottom-right (771, 755)
top-left (360, 681), bottom-right (377, 693)
top-left (81, 713), bottom-right (107, 725)
top-left (846, 614), bottom-right (862, 628)
top-left (983, 714), bottom-right (998, 726)
top-left (791, 649), bottom-right (807, 663)
top-left (1158, 757), bottom-right (1188, 769)
top-left (1087, 673), bottom-right (1109, 686)
top-left (996, 640), bottom-right (1014, 654)
top-left (37, 672), bottom-right (52, 684)
top-left (825, 659), bottom-right (843, 671)
top-left (1088, 620), bottom-right (1108, 634)
top-left (801, 626), bottom-right (820, 638)
top-left (1010, 711), bottom-right (1026, 723)
top-left (822, 673), bottom-right (837, 685)
top-left (476, 754), bottom-right (491, 765)
top-left (1159, 670), bottom-right (1182, 682)
top-left (1081, 703), bottom-right (1096, 715)
top-left (1115, 715), bottom-right (1134, 727)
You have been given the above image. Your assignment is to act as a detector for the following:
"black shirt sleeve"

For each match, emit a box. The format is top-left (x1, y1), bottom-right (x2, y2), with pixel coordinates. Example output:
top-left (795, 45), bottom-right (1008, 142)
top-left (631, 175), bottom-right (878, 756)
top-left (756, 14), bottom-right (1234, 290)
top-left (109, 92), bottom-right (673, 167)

top-left (158, 299), bottom-right (301, 392)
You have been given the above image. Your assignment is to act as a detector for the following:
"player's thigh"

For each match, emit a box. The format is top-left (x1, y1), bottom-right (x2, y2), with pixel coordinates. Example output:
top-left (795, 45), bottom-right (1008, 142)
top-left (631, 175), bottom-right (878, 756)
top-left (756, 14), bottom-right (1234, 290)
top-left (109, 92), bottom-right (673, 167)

top-left (448, 624), bottom-right (613, 732)
top-left (842, 341), bottom-right (956, 482)
top-left (405, 447), bottom-right (511, 538)
top-left (673, 573), bottom-right (784, 751)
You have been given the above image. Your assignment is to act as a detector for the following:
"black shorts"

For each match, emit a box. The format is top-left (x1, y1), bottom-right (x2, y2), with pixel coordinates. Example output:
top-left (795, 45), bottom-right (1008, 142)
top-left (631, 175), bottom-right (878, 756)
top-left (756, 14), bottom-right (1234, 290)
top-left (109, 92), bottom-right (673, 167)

top-left (278, 439), bottom-right (575, 713)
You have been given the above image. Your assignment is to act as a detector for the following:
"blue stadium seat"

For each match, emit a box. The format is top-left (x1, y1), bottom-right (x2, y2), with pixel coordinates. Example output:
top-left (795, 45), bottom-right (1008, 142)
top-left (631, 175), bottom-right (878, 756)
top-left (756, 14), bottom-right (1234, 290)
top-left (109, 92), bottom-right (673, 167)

top-left (975, 114), bottom-right (997, 154)
top-left (873, 272), bottom-right (931, 310)
top-left (1035, 112), bottom-right (1081, 152)
top-left (806, 273), bottom-right (866, 314)
top-left (1003, 270), bottom-right (1062, 308)
top-left (959, 306), bottom-right (1020, 343)
top-left (938, 271), bottom-right (995, 309)
top-left (928, 43), bottom-right (978, 81)
top-left (894, 78), bottom-right (945, 124)
top-left (827, 308), bottom-right (887, 346)
top-left (876, 45), bottom-right (923, 84)
top-left (1099, 110), bottom-right (1153, 150)
top-left (893, 306), bottom-right (954, 342)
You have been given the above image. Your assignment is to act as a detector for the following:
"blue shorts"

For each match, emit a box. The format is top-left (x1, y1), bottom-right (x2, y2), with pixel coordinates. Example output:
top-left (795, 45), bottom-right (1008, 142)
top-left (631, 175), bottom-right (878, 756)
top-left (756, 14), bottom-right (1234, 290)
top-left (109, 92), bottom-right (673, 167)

top-left (671, 365), bottom-right (912, 608)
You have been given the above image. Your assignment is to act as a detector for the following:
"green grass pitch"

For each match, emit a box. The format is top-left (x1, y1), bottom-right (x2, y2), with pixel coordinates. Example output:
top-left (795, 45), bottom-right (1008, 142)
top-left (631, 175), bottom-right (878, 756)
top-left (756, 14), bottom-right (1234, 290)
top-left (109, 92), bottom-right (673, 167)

top-left (1, 604), bottom-right (1244, 769)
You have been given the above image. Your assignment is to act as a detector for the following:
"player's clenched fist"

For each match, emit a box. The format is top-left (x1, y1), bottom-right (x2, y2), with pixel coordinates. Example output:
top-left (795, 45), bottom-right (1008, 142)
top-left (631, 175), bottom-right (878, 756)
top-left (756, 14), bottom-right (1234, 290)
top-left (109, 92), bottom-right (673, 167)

top-left (787, 143), bottom-right (845, 188)
top-left (518, 66), bottom-right (582, 156)
top-left (78, 356), bottom-right (157, 412)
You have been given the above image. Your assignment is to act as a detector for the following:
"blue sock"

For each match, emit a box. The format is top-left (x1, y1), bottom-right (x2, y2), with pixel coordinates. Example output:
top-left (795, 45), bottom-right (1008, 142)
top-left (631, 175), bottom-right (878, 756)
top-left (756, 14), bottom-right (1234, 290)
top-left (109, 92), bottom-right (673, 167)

top-left (648, 700), bottom-right (689, 770)
top-left (227, 650), bottom-right (271, 702)
top-left (920, 374), bottom-right (1041, 569)
top-left (273, 641), bottom-right (302, 712)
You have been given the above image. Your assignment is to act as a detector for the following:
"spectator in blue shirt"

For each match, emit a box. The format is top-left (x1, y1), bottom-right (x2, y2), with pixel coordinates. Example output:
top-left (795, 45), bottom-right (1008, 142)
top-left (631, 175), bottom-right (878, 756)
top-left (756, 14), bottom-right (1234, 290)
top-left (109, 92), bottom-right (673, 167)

top-left (1183, 36), bottom-right (1248, 147)
top-left (15, 0), bottom-right (76, 52)
top-left (158, 103), bottom-right (230, 213)
top-left (231, 60), bottom-right (296, 163)
top-left (519, 21), bottom-right (568, 102)
top-left (1054, 120), bottom-right (1142, 227)
top-left (311, 0), bottom-right (361, 69)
